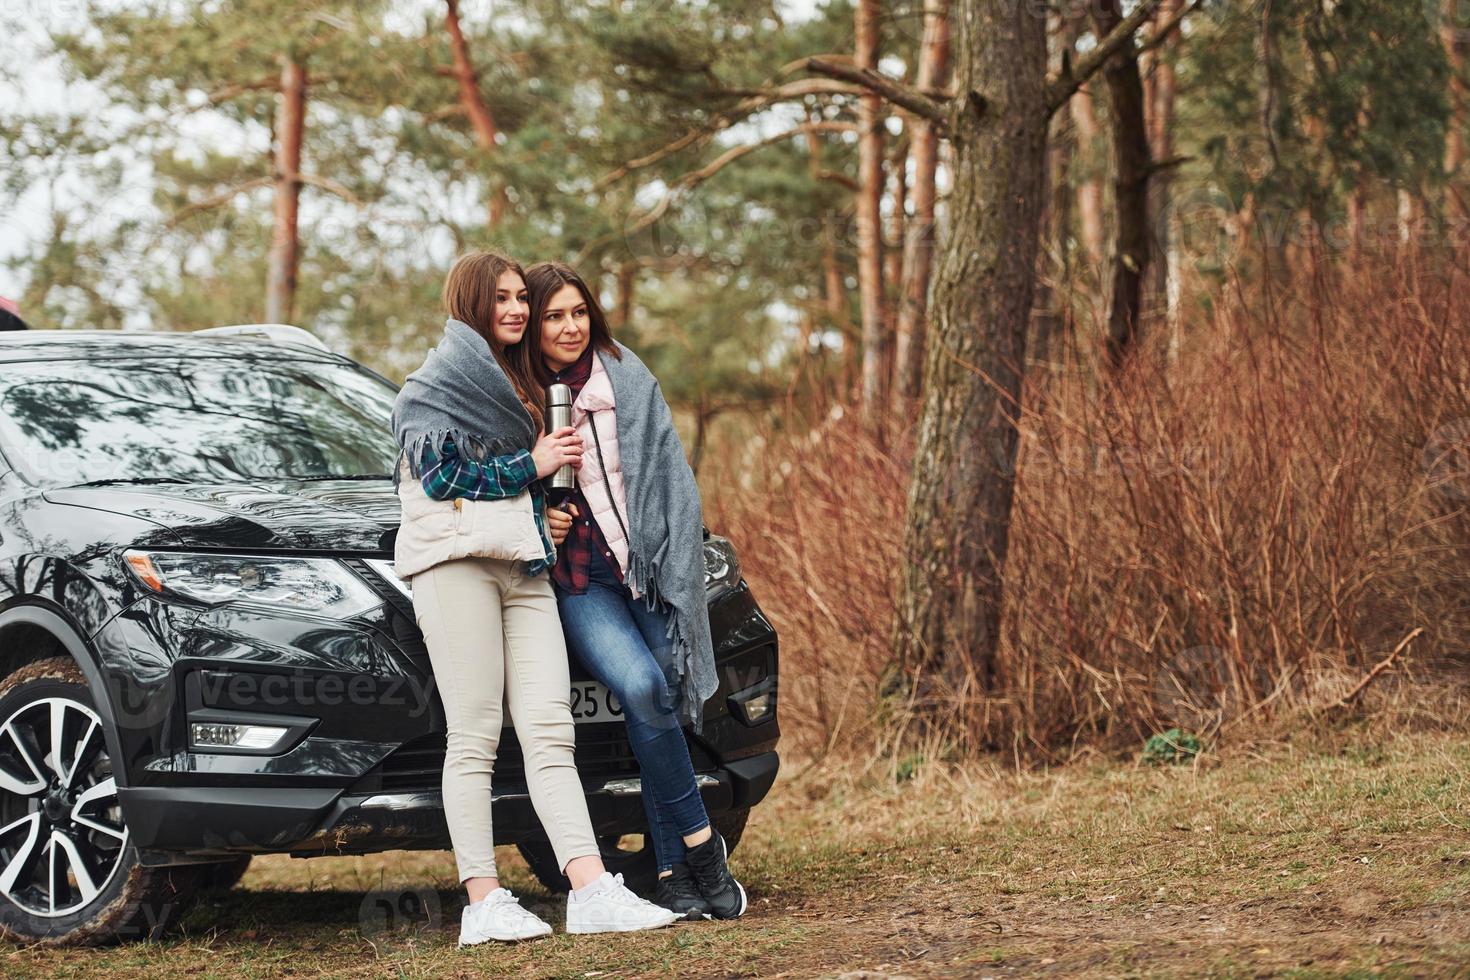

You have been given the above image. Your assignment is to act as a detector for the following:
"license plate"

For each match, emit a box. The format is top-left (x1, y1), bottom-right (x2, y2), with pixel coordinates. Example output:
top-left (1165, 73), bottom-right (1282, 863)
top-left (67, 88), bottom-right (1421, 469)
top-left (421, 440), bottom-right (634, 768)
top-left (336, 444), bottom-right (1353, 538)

top-left (570, 680), bottom-right (623, 724)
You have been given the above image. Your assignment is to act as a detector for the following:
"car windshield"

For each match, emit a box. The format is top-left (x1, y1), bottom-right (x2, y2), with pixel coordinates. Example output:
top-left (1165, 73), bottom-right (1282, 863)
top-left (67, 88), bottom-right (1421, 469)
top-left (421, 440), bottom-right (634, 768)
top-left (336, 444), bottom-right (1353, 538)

top-left (0, 356), bottom-right (400, 486)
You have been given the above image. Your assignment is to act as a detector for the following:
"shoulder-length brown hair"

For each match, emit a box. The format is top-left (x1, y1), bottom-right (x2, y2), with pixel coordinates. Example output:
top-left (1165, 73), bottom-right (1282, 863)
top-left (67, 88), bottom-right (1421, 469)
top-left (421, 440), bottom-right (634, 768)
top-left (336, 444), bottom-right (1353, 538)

top-left (518, 261), bottom-right (622, 388)
top-left (442, 250), bottom-right (543, 430)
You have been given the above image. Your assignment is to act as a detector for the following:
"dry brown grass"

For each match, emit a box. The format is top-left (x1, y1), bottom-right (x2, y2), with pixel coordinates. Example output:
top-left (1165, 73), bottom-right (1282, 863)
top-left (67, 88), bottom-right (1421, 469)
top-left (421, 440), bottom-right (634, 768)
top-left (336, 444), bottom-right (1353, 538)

top-left (707, 247), bottom-right (1470, 761)
top-left (7, 729), bottom-right (1468, 977)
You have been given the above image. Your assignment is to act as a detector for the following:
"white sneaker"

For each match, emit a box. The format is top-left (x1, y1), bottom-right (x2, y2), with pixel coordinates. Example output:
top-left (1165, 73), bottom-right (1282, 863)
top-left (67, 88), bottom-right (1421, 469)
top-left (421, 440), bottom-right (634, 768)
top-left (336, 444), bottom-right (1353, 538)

top-left (565, 872), bottom-right (680, 935)
top-left (458, 888), bottom-right (553, 946)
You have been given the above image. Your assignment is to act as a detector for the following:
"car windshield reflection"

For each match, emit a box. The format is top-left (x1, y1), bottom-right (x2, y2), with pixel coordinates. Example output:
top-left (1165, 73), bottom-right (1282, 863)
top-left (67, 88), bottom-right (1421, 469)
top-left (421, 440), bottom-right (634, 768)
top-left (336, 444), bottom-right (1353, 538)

top-left (0, 358), bottom-right (399, 486)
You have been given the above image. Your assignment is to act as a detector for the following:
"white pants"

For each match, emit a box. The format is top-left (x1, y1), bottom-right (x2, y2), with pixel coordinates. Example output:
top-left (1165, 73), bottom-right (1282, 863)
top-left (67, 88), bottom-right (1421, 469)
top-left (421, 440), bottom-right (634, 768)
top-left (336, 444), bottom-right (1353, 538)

top-left (412, 556), bottom-right (599, 881)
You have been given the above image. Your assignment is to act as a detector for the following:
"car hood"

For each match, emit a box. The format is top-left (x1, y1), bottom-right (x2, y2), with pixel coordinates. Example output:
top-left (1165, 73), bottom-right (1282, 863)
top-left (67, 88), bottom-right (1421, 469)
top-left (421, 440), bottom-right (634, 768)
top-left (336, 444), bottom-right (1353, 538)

top-left (44, 479), bottom-right (402, 552)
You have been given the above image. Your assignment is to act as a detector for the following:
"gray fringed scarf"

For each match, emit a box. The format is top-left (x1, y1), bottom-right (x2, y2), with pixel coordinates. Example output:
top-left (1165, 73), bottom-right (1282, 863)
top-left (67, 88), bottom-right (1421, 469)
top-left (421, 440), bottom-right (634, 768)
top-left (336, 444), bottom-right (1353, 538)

top-left (391, 319), bottom-right (539, 484)
top-left (598, 342), bottom-right (717, 730)
top-left (392, 320), bottom-right (717, 728)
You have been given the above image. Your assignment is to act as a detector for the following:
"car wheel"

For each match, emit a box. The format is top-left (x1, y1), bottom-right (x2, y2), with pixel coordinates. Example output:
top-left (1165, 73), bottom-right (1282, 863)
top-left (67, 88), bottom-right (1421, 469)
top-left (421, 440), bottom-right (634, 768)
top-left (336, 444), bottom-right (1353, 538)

top-left (517, 807), bottom-right (750, 896)
top-left (0, 657), bottom-right (201, 945)
top-left (711, 807), bottom-right (748, 854)
top-left (197, 855), bottom-right (252, 894)
top-left (518, 834), bottom-right (656, 895)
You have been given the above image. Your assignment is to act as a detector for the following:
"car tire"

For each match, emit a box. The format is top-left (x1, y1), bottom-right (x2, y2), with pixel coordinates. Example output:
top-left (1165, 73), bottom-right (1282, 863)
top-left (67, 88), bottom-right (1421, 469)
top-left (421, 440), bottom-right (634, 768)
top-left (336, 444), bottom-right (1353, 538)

top-left (0, 657), bottom-right (202, 945)
top-left (517, 806), bottom-right (750, 896)
top-left (197, 855), bottom-right (252, 894)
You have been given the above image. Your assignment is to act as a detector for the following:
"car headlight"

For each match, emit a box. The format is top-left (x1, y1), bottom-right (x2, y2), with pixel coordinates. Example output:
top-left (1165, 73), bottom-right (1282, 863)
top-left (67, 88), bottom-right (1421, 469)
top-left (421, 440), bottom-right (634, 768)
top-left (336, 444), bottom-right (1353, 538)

top-left (123, 550), bottom-right (382, 620)
top-left (703, 537), bottom-right (741, 591)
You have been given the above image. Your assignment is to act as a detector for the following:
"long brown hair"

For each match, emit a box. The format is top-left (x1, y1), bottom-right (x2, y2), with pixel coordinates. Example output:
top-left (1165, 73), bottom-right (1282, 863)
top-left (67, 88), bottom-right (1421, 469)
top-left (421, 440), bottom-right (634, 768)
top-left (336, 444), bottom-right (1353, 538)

top-left (519, 261), bottom-right (622, 388)
top-left (442, 250), bottom-right (543, 430)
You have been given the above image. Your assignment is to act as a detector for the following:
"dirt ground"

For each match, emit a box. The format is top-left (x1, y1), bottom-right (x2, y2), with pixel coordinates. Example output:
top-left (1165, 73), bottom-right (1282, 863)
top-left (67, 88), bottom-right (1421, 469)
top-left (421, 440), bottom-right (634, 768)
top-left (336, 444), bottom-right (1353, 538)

top-left (4, 730), bottom-right (1469, 977)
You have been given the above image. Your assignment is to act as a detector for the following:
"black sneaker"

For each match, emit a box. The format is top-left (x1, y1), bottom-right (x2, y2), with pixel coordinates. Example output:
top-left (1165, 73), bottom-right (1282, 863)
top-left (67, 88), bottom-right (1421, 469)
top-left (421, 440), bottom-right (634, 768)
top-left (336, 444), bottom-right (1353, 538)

top-left (684, 831), bottom-right (748, 920)
top-left (654, 863), bottom-right (713, 921)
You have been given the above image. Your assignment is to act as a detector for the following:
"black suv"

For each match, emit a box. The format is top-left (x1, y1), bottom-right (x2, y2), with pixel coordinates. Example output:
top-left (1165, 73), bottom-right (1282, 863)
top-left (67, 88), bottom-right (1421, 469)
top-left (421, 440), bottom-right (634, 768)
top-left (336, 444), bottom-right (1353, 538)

top-left (0, 328), bottom-right (779, 945)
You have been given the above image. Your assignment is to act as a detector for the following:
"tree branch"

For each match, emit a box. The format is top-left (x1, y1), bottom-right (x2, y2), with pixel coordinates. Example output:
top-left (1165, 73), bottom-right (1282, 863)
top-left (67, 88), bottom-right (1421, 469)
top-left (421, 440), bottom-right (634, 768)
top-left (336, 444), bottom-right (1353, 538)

top-left (818, 169), bottom-right (861, 192)
top-left (803, 57), bottom-right (948, 127)
top-left (165, 171), bottom-right (361, 227)
top-left (204, 77), bottom-right (279, 104)
top-left (1046, 0), bottom-right (1171, 115)
top-left (1334, 627), bottom-right (1423, 709)
top-left (577, 122), bottom-right (852, 262)
top-left (296, 173), bottom-right (363, 206)
top-left (166, 177), bottom-right (273, 226)
top-left (591, 80), bottom-right (860, 192)
top-left (625, 122), bottom-right (855, 237)
top-left (1148, 153), bottom-right (1193, 175)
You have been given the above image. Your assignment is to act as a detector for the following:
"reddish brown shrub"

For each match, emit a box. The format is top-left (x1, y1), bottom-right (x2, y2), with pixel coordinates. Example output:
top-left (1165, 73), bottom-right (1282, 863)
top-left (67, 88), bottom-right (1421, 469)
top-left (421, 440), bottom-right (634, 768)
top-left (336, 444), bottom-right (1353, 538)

top-left (706, 249), bottom-right (1470, 759)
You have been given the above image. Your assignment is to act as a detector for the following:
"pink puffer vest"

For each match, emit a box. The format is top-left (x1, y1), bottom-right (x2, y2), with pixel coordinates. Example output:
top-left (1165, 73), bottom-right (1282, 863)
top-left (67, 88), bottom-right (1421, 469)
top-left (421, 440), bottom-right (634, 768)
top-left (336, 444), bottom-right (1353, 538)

top-left (574, 353), bottom-right (639, 597)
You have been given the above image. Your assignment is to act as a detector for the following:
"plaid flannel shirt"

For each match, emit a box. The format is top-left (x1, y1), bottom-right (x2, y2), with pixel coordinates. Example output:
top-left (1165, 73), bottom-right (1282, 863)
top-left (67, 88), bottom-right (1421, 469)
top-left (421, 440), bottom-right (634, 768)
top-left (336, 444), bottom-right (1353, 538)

top-left (548, 482), bottom-right (625, 595)
top-left (419, 435), bottom-right (554, 577)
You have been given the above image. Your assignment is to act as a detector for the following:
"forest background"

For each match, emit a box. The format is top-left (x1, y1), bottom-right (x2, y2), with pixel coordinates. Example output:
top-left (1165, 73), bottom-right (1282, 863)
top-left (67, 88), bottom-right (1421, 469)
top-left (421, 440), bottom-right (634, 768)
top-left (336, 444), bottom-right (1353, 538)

top-left (6, 0), bottom-right (1470, 766)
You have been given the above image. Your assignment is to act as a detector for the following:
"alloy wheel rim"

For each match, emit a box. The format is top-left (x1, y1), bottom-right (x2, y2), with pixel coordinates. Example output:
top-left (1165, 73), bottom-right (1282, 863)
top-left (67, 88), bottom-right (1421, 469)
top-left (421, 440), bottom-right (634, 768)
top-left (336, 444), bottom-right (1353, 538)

top-left (0, 696), bottom-right (128, 917)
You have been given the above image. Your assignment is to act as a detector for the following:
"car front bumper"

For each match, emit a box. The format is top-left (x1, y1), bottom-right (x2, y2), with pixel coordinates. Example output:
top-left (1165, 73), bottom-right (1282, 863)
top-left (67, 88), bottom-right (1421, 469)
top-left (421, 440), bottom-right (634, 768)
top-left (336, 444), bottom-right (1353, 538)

top-left (124, 750), bottom-right (780, 863)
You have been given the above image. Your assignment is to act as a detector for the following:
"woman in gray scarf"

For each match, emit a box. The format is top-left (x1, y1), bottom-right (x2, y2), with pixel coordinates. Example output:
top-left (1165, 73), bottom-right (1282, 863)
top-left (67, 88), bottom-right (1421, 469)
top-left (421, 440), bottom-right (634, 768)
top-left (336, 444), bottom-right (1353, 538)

top-left (518, 261), bottom-right (746, 922)
top-left (392, 251), bottom-right (679, 945)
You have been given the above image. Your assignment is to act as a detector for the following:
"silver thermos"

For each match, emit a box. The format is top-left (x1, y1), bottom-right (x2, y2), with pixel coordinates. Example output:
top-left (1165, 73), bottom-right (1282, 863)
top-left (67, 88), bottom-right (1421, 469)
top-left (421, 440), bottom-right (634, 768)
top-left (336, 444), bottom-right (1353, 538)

top-left (546, 384), bottom-right (576, 491)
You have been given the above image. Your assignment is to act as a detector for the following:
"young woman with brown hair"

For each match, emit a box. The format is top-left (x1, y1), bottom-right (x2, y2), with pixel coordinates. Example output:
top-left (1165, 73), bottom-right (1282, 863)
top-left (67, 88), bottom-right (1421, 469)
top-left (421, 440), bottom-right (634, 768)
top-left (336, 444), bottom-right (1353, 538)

top-left (518, 260), bottom-right (748, 921)
top-left (392, 250), bottom-right (679, 945)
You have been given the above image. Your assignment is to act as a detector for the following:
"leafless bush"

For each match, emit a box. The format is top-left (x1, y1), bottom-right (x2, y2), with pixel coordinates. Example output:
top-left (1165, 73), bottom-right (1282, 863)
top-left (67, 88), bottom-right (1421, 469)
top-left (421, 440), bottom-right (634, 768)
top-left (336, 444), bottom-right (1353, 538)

top-left (707, 246), bottom-right (1470, 760)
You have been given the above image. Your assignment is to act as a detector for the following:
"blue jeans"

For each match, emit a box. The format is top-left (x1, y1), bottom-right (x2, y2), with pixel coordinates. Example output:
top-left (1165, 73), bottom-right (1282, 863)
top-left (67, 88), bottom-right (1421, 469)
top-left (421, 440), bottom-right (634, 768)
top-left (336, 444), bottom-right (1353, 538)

top-left (554, 555), bottom-right (710, 872)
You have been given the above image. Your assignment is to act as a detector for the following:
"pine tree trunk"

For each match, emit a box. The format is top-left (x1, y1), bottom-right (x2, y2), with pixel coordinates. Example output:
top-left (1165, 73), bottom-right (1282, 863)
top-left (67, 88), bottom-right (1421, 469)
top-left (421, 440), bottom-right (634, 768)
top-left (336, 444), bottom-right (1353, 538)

top-left (1070, 83), bottom-right (1106, 273)
top-left (1258, 0), bottom-right (1283, 178)
top-left (884, 131), bottom-right (908, 397)
top-left (1398, 188), bottom-right (1422, 245)
top-left (803, 126), bottom-right (849, 338)
top-left (1035, 12), bottom-right (1079, 367)
top-left (445, 0), bottom-right (506, 228)
top-left (1144, 0), bottom-right (1181, 355)
top-left (1035, 120), bottom-right (1073, 366)
top-left (894, 0), bottom-right (951, 403)
top-left (1444, 0), bottom-right (1466, 221)
top-left (892, 0), bottom-right (1049, 695)
top-left (265, 55), bottom-right (306, 325)
top-left (1347, 186), bottom-right (1366, 259)
top-left (856, 0), bottom-right (888, 424)
top-left (1092, 0), bottom-right (1151, 368)
top-left (691, 399), bottom-right (710, 477)
top-left (614, 261), bottom-right (636, 329)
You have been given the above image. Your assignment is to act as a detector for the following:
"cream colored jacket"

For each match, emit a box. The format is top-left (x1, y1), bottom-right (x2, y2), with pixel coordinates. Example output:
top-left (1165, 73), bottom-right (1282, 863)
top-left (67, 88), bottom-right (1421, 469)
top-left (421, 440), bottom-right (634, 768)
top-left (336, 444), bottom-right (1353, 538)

top-left (393, 455), bottom-right (547, 580)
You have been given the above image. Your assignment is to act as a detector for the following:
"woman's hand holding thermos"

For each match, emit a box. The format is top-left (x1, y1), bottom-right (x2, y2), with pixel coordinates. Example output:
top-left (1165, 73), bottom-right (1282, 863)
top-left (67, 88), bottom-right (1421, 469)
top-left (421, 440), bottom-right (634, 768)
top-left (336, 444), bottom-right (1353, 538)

top-left (532, 426), bottom-right (583, 479)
